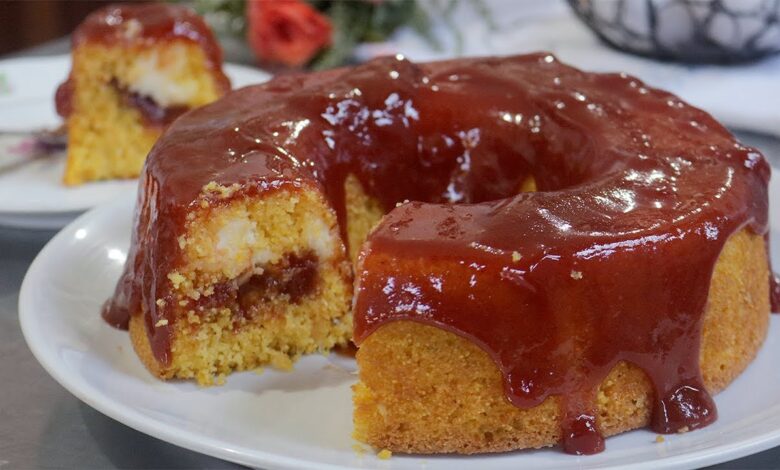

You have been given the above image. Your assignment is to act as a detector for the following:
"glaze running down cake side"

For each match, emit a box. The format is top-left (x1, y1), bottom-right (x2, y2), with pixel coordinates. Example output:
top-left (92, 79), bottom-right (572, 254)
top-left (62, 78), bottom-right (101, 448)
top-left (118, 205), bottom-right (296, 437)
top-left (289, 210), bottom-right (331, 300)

top-left (103, 54), bottom-right (774, 454)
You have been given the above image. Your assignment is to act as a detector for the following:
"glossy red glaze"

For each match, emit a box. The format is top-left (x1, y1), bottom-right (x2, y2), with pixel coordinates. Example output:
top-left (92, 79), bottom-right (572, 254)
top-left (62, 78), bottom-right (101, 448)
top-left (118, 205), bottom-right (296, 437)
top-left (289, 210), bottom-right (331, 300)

top-left (104, 54), bottom-right (772, 454)
top-left (54, 79), bottom-right (74, 117)
top-left (55, 3), bottom-right (230, 118)
top-left (562, 414), bottom-right (604, 455)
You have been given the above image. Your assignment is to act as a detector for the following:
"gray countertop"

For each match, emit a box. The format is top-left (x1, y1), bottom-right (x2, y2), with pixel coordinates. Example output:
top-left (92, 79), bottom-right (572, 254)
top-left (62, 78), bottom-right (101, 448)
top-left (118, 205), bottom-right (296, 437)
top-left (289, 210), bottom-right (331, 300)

top-left (2, 39), bottom-right (780, 469)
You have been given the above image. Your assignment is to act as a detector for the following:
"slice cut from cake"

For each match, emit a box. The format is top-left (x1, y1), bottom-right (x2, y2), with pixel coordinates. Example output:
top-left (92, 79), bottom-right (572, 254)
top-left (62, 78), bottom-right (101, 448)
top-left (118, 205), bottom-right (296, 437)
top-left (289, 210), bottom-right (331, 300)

top-left (106, 179), bottom-right (355, 385)
top-left (55, 3), bottom-right (230, 185)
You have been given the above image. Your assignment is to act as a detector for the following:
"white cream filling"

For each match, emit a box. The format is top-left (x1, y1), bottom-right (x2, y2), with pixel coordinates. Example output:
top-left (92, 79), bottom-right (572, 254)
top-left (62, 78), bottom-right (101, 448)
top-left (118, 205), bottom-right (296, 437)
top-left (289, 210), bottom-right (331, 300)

top-left (214, 214), bottom-right (337, 280)
top-left (303, 217), bottom-right (336, 261)
top-left (216, 219), bottom-right (256, 263)
top-left (125, 44), bottom-right (199, 107)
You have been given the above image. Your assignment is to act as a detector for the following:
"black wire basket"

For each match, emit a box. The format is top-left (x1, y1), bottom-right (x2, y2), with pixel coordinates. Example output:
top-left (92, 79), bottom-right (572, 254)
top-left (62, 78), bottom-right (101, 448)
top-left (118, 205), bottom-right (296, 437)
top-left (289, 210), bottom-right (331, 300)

top-left (568, 0), bottom-right (780, 63)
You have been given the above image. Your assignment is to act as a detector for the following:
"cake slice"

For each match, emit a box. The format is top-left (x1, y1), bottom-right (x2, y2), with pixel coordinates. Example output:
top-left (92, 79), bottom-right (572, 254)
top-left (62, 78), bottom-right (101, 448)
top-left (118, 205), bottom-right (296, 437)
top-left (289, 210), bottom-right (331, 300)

top-left (55, 3), bottom-right (230, 185)
top-left (106, 179), bottom-right (357, 385)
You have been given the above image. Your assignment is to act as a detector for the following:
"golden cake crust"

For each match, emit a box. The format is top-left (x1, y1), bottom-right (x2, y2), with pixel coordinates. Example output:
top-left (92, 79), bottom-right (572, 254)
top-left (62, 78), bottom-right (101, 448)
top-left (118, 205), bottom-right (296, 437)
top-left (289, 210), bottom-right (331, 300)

top-left (353, 229), bottom-right (769, 453)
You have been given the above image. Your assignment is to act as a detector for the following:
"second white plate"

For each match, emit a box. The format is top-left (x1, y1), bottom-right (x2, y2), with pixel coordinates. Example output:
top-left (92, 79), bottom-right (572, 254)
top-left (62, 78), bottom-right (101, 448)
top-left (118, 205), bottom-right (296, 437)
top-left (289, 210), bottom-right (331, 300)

top-left (0, 54), bottom-right (270, 229)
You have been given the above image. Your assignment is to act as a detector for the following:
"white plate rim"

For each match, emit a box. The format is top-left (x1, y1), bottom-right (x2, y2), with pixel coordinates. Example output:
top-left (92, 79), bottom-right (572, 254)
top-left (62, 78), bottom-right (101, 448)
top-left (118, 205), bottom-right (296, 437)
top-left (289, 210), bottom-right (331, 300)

top-left (18, 190), bottom-right (780, 470)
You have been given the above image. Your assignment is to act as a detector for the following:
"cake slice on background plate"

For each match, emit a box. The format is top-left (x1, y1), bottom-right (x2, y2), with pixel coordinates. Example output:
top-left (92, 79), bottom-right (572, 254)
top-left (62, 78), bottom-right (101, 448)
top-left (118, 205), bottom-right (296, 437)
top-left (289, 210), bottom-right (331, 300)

top-left (55, 3), bottom-right (230, 185)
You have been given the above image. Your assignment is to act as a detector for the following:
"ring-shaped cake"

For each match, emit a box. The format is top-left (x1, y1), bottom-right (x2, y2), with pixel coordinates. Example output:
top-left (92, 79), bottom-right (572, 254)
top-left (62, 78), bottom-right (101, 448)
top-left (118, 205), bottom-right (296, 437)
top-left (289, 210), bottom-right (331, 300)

top-left (105, 54), bottom-right (774, 454)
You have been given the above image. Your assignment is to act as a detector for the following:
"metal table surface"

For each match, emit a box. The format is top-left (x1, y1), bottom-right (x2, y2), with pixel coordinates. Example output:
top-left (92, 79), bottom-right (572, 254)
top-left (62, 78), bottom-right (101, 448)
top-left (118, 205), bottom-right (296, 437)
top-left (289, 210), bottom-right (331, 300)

top-left (2, 41), bottom-right (780, 470)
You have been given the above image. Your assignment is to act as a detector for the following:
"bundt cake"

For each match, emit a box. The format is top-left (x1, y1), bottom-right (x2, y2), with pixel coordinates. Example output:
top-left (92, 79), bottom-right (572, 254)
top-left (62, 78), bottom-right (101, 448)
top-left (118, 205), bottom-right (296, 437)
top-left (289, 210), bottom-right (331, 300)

top-left (55, 3), bottom-right (230, 185)
top-left (103, 54), bottom-right (774, 454)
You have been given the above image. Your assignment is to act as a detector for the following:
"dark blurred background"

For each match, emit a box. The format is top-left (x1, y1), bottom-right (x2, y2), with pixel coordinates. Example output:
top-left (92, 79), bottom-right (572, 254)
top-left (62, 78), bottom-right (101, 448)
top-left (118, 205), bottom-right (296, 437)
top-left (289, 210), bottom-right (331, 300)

top-left (0, 1), bottom-right (112, 56)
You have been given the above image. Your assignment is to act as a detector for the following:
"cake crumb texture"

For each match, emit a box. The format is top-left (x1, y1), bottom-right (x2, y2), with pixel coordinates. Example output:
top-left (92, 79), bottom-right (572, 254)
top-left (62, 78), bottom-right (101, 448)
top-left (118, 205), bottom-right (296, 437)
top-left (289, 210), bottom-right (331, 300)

top-left (130, 187), bottom-right (354, 385)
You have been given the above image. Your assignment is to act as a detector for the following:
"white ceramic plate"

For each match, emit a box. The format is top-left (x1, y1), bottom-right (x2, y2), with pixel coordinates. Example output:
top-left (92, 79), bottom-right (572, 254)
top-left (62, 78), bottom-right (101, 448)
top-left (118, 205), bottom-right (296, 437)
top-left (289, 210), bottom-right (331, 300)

top-left (18, 171), bottom-right (780, 469)
top-left (0, 55), bottom-right (270, 230)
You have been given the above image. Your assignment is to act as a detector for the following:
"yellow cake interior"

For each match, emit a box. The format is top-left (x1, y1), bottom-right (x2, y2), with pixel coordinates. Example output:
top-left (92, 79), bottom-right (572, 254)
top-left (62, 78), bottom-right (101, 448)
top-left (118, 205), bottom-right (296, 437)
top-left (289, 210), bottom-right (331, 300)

top-left (63, 41), bottom-right (224, 185)
top-left (131, 183), bottom-right (355, 385)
